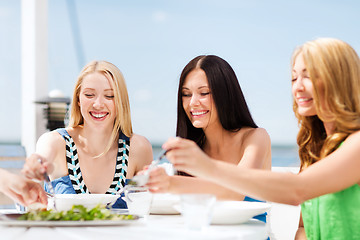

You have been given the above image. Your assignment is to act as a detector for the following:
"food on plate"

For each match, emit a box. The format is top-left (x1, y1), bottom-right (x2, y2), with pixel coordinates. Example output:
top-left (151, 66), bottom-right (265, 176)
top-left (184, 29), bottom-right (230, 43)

top-left (18, 204), bottom-right (135, 221)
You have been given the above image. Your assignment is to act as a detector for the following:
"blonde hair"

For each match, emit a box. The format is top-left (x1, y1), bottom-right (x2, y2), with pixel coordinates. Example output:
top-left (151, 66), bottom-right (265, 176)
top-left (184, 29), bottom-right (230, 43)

top-left (68, 60), bottom-right (133, 155)
top-left (292, 38), bottom-right (360, 170)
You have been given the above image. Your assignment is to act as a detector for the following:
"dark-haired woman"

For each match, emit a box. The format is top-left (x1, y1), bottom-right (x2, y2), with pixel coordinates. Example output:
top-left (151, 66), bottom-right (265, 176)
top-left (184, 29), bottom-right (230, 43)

top-left (146, 55), bottom-right (271, 221)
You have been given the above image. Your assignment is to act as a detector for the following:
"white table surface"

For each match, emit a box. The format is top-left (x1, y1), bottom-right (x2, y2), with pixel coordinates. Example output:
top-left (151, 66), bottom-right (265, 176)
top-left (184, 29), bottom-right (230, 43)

top-left (0, 209), bottom-right (269, 240)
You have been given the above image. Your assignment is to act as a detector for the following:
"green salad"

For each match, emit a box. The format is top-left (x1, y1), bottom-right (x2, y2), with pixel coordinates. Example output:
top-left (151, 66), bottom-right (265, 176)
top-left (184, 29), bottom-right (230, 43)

top-left (18, 205), bottom-right (135, 221)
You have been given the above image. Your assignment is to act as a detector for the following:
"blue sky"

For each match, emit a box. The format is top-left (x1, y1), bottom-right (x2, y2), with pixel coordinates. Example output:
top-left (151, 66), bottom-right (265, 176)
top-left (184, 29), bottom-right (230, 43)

top-left (1, 0), bottom-right (360, 145)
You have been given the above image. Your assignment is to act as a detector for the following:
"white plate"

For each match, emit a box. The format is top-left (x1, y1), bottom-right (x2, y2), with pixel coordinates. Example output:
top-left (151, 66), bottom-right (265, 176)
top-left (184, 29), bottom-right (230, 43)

top-left (48, 194), bottom-right (120, 211)
top-left (0, 213), bottom-right (139, 227)
top-left (211, 201), bottom-right (270, 225)
top-left (150, 194), bottom-right (180, 215)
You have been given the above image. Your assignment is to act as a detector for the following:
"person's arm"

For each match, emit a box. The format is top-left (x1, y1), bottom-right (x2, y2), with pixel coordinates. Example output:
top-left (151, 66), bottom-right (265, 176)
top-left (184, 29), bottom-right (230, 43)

top-left (147, 167), bottom-right (245, 200)
top-left (126, 134), bottom-right (153, 178)
top-left (0, 168), bottom-right (47, 206)
top-left (147, 130), bottom-right (271, 200)
top-left (295, 213), bottom-right (307, 239)
top-left (164, 131), bottom-right (360, 205)
top-left (22, 131), bottom-right (66, 181)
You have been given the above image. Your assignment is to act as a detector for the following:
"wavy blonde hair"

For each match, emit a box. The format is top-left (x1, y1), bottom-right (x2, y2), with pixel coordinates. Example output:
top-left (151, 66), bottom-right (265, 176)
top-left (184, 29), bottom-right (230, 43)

top-left (68, 60), bottom-right (133, 155)
top-left (292, 38), bottom-right (360, 170)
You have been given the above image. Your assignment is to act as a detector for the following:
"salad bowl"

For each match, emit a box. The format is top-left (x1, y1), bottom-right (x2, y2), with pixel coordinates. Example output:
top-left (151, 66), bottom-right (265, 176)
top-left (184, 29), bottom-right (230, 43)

top-left (48, 194), bottom-right (120, 211)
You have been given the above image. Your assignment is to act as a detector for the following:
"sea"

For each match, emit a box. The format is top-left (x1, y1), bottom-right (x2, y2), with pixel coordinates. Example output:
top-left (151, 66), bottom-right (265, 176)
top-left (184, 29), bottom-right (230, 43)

top-left (0, 144), bottom-right (300, 170)
top-left (152, 145), bottom-right (300, 167)
top-left (0, 144), bottom-right (299, 209)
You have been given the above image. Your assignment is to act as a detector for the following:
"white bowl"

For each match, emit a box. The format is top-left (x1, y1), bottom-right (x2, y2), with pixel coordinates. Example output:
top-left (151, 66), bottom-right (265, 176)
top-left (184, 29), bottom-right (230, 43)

top-left (48, 194), bottom-right (120, 211)
top-left (211, 201), bottom-right (270, 225)
top-left (150, 194), bottom-right (181, 215)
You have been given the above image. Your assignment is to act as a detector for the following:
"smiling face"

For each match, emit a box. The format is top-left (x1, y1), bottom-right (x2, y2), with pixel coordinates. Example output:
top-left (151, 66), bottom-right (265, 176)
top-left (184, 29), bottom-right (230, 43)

top-left (78, 72), bottom-right (116, 129)
top-left (292, 53), bottom-right (317, 117)
top-left (181, 68), bottom-right (219, 129)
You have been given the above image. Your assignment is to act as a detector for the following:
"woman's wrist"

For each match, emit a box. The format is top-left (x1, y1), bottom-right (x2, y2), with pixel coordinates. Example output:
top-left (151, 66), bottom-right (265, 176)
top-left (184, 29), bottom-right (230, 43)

top-left (167, 175), bottom-right (178, 193)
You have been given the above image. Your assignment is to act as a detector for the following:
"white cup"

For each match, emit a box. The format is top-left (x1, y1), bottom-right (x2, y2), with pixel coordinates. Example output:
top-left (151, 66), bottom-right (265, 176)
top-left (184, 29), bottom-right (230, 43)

top-left (124, 186), bottom-right (153, 217)
top-left (180, 194), bottom-right (216, 231)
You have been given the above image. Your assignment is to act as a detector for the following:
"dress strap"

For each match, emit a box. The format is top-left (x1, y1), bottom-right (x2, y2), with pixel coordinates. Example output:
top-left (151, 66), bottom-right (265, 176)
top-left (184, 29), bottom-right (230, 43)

top-left (57, 129), bottom-right (88, 194)
top-left (56, 128), bottom-right (70, 140)
top-left (58, 129), bottom-right (129, 195)
top-left (106, 132), bottom-right (130, 194)
top-left (119, 131), bottom-right (130, 141)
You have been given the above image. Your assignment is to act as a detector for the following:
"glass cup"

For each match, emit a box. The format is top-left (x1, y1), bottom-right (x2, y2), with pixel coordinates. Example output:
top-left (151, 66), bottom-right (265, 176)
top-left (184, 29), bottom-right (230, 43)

top-left (15, 202), bottom-right (27, 213)
top-left (124, 186), bottom-right (153, 218)
top-left (180, 194), bottom-right (216, 231)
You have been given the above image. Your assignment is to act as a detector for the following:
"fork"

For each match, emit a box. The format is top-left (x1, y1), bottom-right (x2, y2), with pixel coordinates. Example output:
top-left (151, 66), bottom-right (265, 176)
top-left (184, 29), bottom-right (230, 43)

top-left (38, 159), bottom-right (57, 210)
top-left (44, 172), bottom-right (57, 211)
top-left (106, 149), bottom-right (169, 208)
top-left (128, 148), bottom-right (168, 186)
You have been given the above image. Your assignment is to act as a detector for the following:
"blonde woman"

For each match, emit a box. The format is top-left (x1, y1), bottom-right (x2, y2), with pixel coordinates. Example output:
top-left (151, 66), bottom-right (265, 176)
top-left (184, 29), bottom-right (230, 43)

top-left (162, 39), bottom-right (360, 239)
top-left (23, 61), bottom-right (153, 208)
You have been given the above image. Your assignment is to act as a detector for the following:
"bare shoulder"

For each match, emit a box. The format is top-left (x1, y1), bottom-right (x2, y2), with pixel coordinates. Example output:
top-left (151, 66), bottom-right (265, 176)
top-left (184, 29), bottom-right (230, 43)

top-left (237, 127), bottom-right (272, 169)
top-left (242, 127), bottom-right (271, 145)
top-left (340, 130), bottom-right (360, 151)
top-left (245, 127), bottom-right (269, 136)
top-left (36, 130), bottom-right (65, 150)
top-left (130, 133), bottom-right (152, 150)
top-left (35, 129), bottom-right (66, 164)
top-left (129, 134), bottom-right (153, 170)
top-left (346, 130), bottom-right (360, 141)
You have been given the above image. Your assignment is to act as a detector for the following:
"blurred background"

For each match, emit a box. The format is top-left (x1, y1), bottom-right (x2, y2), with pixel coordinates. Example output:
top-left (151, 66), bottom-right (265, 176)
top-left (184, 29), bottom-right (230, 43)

top-left (1, 0), bottom-right (360, 169)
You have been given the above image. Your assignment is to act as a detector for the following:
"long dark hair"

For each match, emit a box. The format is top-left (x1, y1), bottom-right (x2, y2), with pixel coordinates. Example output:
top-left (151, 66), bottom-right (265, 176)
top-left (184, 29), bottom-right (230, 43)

top-left (176, 55), bottom-right (257, 147)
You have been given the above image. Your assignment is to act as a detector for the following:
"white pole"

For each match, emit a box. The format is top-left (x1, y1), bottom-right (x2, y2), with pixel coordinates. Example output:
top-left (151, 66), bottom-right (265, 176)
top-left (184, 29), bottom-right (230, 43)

top-left (21, 0), bottom-right (48, 155)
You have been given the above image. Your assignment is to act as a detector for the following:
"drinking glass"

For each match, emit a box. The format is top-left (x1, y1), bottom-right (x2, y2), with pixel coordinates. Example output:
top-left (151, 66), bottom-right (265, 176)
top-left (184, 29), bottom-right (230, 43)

top-left (180, 194), bottom-right (216, 231)
top-left (14, 203), bottom-right (26, 213)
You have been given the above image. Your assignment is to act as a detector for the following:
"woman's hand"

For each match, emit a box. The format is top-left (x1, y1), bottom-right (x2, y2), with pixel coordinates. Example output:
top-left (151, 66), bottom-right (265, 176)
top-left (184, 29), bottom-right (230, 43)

top-left (0, 169), bottom-right (48, 206)
top-left (162, 137), bottom-right (214, 178)
top-left (146, 167), bottom-right (172, 193)
top-left (21, 153), bottom-right (53, 181)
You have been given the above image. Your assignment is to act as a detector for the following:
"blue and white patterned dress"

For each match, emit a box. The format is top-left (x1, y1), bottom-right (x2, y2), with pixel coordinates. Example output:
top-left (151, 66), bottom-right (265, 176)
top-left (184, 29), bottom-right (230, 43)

top-left (45, 128), bottom-right (130, 208)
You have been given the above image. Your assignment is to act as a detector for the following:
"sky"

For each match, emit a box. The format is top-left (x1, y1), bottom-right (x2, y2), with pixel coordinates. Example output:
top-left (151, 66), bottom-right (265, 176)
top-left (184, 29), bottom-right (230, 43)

top-left (1, 0), bottom-right (360, 146)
